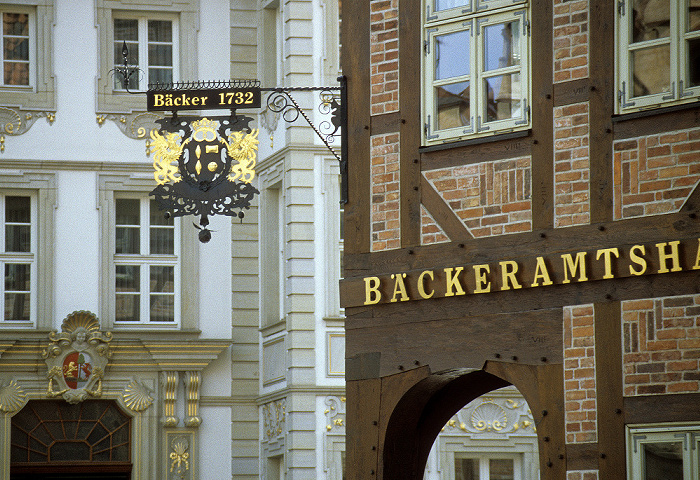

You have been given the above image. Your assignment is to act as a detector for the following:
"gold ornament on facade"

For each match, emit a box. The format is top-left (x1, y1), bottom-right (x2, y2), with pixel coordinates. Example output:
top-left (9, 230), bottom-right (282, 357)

top-left (122, 380), bottom-right (154, 412)
top-left (471, 401), bottom-right (508, 432)
top-left (0, 380), bottom-right (27, 413)
top-left (170, 437), bottom-right (190, 474)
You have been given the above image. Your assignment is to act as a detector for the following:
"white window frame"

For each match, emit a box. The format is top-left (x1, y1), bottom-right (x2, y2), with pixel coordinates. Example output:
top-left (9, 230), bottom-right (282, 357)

top-left (112, 13), bottom-right (180, 92)
top-left (627, 424), bottom-right (700, 480)
top-left (0, 6), bottom-right (36, 89)
top-left (98, 173), bottom-right (199, 331)
top-left (616, 0), bottom-right (700, 113)
top-left (454, 452), bottom-right (523, 480)
top-left (0, 192), bottom-right (36, 324)
top-left (423, 0), bottom-right (530, 145)
top-left (113, 195), bottom-right (180, 326)
top-left (0, 172), bottom-right (54, 331)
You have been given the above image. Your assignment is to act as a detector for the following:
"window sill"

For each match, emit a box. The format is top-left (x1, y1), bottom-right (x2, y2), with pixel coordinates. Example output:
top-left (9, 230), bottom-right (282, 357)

top-left (614, 99), bottom-right (700, 123)
top-left (420, 129), bottom-right (531, 154)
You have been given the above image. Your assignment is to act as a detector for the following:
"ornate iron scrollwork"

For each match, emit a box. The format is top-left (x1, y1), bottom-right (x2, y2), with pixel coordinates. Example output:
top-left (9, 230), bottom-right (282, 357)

top-left (149, 114), bottom-right (260, 242)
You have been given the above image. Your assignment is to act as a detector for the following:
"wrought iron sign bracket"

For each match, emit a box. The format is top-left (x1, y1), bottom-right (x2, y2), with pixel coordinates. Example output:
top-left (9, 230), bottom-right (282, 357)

top-left (146, 77), bottom-right (347, 242)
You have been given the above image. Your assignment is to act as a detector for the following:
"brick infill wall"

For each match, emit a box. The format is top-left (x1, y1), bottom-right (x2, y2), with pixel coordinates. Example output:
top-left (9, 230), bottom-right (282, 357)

top-left (623, 296), bottom-right (700, 395)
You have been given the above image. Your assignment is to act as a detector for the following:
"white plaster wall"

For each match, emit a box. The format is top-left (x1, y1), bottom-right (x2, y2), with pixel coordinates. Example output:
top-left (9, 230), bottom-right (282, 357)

top-left (53, 171), bottom-right (101, 327)
top-left (199, 406), bottom-right (233, 479)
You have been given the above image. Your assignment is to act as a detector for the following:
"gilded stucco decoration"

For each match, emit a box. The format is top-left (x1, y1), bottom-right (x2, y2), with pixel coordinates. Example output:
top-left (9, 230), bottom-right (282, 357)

top-left (121, 380), bottom-right (154, 412)
top-left (0, 380), bottom-right (28, 413)
top-left (162, 371), bottom-right (179, 427)
top-left (262, 399), bottom-right (286, 441)
top-left (184, 371), bottom-right (201, 427)
top-left (42, 311), bottom-right (112, 404)
top-left (441, 394), bottom-right (535, 436)
top-left (96, 111), bottom-right (163, 140)
top-left (324, 395), bottom-right (346, 432)
top-left (0, 107), bottom-right (55, 153)
top-left (169, 435), bottom-right (191, 480)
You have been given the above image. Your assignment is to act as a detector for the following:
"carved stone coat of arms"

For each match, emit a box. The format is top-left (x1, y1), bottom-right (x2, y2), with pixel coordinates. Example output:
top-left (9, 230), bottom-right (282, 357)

top-left (42, 311), bottom-right (112, 404)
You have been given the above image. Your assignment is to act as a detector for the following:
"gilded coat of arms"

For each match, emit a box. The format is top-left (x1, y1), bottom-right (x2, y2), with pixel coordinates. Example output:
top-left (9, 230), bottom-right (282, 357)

top-left (149, 115), bottom-right (260, 242)
top-left (43, 311), bottom-right (112, 404)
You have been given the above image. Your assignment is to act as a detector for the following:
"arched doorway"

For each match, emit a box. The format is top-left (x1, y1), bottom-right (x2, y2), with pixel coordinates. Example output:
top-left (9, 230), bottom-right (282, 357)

top-left (423, 386), bottom-right (539, 480)
top-left (381, 364), bottom-right (563, 479)
top-left (10, 399), bottom-right (132, 480)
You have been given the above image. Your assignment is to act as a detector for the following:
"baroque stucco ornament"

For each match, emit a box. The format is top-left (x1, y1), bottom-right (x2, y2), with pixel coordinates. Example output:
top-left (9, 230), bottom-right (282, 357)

top-left (42, 311), bottom-right (112, 404)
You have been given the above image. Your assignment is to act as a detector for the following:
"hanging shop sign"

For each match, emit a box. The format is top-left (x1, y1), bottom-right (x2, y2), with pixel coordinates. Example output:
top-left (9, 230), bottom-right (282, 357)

top-left (147, 84), bottom-right (261, 111)
top-left (355, 238), bottom-right (700, 306)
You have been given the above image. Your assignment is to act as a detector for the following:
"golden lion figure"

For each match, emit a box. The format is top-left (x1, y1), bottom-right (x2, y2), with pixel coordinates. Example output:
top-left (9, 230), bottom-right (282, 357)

top-left (151, 129), bottom-right (185, 185)
top-left (227, 129), bottom-right (259, 184)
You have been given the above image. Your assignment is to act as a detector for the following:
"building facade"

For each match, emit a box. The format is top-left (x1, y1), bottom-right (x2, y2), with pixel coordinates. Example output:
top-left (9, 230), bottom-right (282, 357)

top-left (0, 0), bottom-right (346, 479)
top-left (341, 1), bottom-right (700, 479)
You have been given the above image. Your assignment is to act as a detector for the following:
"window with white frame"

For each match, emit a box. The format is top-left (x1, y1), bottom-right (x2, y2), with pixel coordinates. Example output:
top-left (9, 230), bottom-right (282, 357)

top-left (0, 1), bottom-right (54, 112)
top-left (454, 453), bottom-right (521, 480)
top-left (95, 0), bottom-right (196, 115)
top-left (0, 194), bottom-right (35, 323)
top-left (1, 8), bottom-right (33, 87)
top-left (114, 197), bottom-right (179, 324)
top-left (617, 0), bottom-right (700, 113)
top-left (423, 0), bottom-right (530, 145)
top-left (113, 15), bottom-right (178, 90)
top-left (627, 424), bottom-right (700, 480)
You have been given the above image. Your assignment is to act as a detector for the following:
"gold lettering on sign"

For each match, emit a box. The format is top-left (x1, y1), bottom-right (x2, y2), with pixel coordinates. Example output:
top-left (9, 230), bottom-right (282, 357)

top-left (656, 241), bottom-right (682, 273)
top-left (364, 277), bottom-right (381, 305)
top-left (531, 257), bottom-right (553, 287)
top-left (499, 261), bottom-right (522, 291)
top-left (596, 247), bottom-right (620, 279)
top-left (629, 244), bottom-right (647, 276)
top-left (561, 252), bottom-right (588, 284)
top-left (390, 273), bottom-right (409, 303)
top-left (417, 270), bottom-right (435, 299)
top-left (444, 267), bottom-right (466, 296)
top-left (473, 264), bottom-right (491, 294)
top-left (354, 237), bottom-right (700, 307)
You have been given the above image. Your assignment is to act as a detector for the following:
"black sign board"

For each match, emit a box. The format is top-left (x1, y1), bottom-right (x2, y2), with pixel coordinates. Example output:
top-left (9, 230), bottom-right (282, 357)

top-left (147, 87), bottom-right (261, 111)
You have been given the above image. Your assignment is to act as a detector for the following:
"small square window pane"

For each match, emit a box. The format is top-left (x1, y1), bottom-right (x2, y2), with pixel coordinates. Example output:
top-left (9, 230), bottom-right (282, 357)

top-left (149, 68), bottom-right (172, 86)
top-left (631, 45), bottom-right (670, 97)
top-left (116, 199), bottom-right (140, 225)
top-left (4, 37), bottom-right (28, 61)
top-left (148, 20), bottom-right (172, 42)
top-left (454, 458), bottom-right (479, 480)
top-left (5, 293), bottom-right (29, 321)
top-left (3, 13), bottom-right (28, 36)
top-left (148, 44), bottom-right (172, 67)
top-left (6, 224), bottom-right (30, 252)
top-left (115, 265), bottom-right (139, 292)
top-left (150, 227), bottom-right (173, 254)
top-left (489, 459), bottom-right (514, 480)
top-left (115, 294), bottom-right (139, 322)
top-left (435, 0), bottom-right (470, 11)
top-left (688, 38), bottom-right (700, 87)
top-left (5, 263), bottom-right (30, 292)
top-left (116, 227), bottom-right (139, 254)
top-left (3, 61), bottom-right (28, 85)
top-left (436, 81), bottom-right (470, 129)
top-left (150, 200), bottom-right (172, 226)
top-left (642, 442), bottom-right (683, 480)
top-left (690, 5), bottom-right (700, 32)
top-left (632, 0), bottom-right (670, 42)
top-left (484, 21), bottom-right (520, 71)
top-left (485, 73), bottom-right (521, 121)
top-left (150, 294), bottom-right (174, 322)
top-left (150, 266), bottom-right (174, 293)
top-left (435, 30), bottom-right (470, 80)
top-left (114, 19), bottom-right (138, 42)
top-left (6, 196), bottom-right (30, 223)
